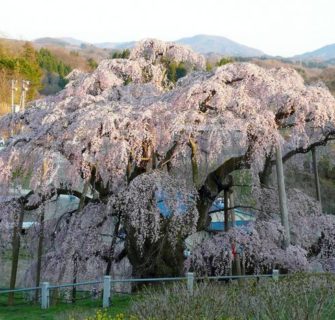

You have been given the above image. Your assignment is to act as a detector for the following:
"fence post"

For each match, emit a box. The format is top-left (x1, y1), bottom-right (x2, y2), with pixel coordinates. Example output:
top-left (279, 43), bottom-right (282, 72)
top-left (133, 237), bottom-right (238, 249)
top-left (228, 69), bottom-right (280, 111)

top-left (186, 272), bottom-right (194, 295)
top-left (103, 276), bottom-right (111, 308)
top-left (272, 269), bottom-right (279, 281)
top-left (41, 282), bottom-right (50, 309)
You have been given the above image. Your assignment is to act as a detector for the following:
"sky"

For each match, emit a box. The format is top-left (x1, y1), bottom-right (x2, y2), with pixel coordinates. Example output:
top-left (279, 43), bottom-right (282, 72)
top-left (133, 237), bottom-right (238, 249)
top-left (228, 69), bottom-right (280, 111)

top-left (0, 0), bottom-right (334, 57)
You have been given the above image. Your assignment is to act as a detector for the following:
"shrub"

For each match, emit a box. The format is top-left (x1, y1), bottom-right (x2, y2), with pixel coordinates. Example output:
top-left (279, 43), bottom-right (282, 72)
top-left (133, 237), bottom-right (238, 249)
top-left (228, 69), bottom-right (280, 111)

top-left (129, 273), bottom-right (335, 320)
top-left (79, 310), bottom-right (136, 320)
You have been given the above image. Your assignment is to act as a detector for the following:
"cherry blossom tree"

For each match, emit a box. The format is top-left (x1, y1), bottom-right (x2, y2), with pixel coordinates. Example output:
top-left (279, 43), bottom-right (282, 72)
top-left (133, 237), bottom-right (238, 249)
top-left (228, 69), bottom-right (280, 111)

top-left (0, 39), bottom-right (335, 281)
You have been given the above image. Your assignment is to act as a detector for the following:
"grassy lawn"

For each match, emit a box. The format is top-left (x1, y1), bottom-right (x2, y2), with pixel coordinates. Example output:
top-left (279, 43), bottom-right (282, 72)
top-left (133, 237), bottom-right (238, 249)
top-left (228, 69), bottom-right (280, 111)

top-left (0, 293), bottom-right (132, 320)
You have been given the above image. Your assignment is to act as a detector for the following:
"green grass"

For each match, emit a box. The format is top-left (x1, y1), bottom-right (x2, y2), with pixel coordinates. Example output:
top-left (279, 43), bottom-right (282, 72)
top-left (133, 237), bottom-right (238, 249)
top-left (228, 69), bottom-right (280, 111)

top-left (129, 274), bottom-right (335, 320)
top-left (0, 293), bottom-right (132, 320)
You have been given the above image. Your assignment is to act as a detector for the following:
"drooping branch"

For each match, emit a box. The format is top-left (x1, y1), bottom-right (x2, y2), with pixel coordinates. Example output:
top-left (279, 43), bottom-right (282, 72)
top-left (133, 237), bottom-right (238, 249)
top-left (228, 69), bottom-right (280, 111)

top-left (157, 141), bottom-right (179, 170)
top-left (22, 188), bottom-right (93, 211)
top-left (260, 131), bottom-right (335, 186)
top-left (282, 132), bottom-right (335, 164)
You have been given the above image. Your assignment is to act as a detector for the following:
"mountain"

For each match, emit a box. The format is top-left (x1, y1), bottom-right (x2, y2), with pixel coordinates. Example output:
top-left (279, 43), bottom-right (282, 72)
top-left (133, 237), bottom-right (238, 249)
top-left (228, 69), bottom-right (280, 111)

top-left (94, 41), bottom-right (136, 49)
top-left (176, 34), bottom-right (265, 57)
top-left (58, 37), bottom-right (87, 47)
top-left (293, 44), bottom-right (335, 61)
top-left (34, 37), bottom-right (136, 51)
top-left (34, 37), bottom-right (91, 48)
top-left (34, 37), bottom-right (72, 47)
top-left (33, 35), bottom-right (266, 57)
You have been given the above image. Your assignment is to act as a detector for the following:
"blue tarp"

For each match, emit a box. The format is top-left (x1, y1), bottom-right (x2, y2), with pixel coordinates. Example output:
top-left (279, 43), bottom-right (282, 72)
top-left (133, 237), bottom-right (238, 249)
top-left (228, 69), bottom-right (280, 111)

top-left (155, 191), bottom-right (190, 218)
top-left (156, 193), bottom-right (254, 231)
top-left (209, 220), bottom-right (252, 231)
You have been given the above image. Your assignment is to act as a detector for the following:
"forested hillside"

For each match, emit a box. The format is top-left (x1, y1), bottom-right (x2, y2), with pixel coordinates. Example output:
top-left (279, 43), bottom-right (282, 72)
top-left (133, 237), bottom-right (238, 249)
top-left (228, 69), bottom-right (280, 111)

top-left (0, 39), bottom-right (103, 115)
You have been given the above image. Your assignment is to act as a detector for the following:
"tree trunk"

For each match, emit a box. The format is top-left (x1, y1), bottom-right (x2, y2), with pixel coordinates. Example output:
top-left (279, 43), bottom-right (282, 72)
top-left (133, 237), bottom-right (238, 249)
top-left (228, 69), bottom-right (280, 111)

top-left (235, 254), bottom-right (242, 280)
top-left (8, 207), bottom-right (25, 305)
top-left (189, 138), bottom-right (199, 187)
top-left (35, 209), bottom-right (45, 302)
top-left (78, 181), bottom-right (89, 211)
top-left (105, 217), bottom-right (121, 275)
top-left (72, 253), bottom-right (78, 304)
top-left (275, 145), bottom-right (290, 248)
top-left (312, 147), bottom-right (322, 209)
top-left (259, 154), bottom-right (273, 187)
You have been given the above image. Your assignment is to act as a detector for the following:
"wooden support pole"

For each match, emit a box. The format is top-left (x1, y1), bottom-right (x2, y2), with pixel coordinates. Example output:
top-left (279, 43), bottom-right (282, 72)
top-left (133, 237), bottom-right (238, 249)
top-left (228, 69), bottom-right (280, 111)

top-left (312, 147), bottom-right (322, 208)
top-left (229, 190), bottom-right (236, 228)
top-left (275, 145), bottom-right (290, 248)
top-left (224, 188), bottom-right (229, 232)
top-left (35, 210), bottom-right (45, 302)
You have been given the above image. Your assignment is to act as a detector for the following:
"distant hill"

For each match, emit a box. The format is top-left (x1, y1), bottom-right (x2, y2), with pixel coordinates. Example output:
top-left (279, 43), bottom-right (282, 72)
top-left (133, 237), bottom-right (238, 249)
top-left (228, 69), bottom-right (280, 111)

top-left (176, 34), bottom-right (265, 57)
top-left (34, 37), bottom-right (136, 51)
top-left (58, 37), bottom-right (87, 47)
top-left (33, 35), bottom-right (267, 57)
top-left (34, 37), bottom-right (70, 47)
top-left (94, 41), bottom-right (136, 49)
top-left (293, 44), bottom-right (335, 61)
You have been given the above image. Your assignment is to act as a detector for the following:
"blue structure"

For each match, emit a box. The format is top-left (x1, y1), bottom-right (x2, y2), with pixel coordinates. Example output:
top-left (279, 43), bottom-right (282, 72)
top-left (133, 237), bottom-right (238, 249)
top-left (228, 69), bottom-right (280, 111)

top-left (207, 198), bottom-right (254, 231)
top-left (155, 190), bottom-right (192, 218)
top-left (156, 191), bottom-right (254, 232)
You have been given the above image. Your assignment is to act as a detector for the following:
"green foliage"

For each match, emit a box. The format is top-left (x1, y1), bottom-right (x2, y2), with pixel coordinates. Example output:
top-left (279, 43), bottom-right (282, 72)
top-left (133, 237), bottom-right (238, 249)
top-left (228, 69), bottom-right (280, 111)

top-left (206, 61), bottom-right (213, 71)
top-left (161, 58), bottom-right (188, 84)
top-left (70, 50), bottom-right (80, 57)
top-left (141, 66), bottom-right (153, 83)
top-left (319, 156), bottom-right (335, 180)
top-left (0, 42), bottom-right (42, 101)
top-left (130, 274), bottom-right (335, 320)
top-left (123, 75), bottom-right (133, 85)
top-left (87, 58), bottom-right (98, 70)
top-left (0, 293), bottom-right (131, 320)
top-left (37, 48), bottom-right (72, 94)
top-left (0, 42), bottom-right (77, 103)
top-left (83, 310), bottom-right (136, 320)
top-left (216, 57), bottom-right (234, 67)
top-left (38, 48), bottom-right (71, 78)
top-left (175, 62), bottom-right (187, 80)
top-left (111, 49), bottom-right (130, 59)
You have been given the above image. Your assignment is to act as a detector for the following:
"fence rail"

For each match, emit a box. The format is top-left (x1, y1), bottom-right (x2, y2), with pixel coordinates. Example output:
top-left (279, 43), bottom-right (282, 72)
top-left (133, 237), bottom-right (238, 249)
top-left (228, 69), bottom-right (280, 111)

top-left (0, 270), bottom-right (282, 309)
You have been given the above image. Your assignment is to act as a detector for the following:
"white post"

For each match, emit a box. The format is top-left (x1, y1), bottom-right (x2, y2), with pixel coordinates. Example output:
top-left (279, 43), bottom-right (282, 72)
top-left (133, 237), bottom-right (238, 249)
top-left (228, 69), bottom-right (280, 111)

top-left (103, 276), bottom-right (111, 308)
top-left (41, 282), bottom-right (49, 309)
top-left (186, 272), bottom-right (194, 295)
top-left (272, 269), bottom-right (279, 281)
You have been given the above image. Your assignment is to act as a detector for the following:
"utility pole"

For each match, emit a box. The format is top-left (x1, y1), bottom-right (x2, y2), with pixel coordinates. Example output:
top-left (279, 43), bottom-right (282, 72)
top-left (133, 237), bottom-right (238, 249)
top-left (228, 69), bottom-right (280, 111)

top-left (20, 80), bottom-right (30, 111)
top-left (11, 80), bottom-right (17, 113)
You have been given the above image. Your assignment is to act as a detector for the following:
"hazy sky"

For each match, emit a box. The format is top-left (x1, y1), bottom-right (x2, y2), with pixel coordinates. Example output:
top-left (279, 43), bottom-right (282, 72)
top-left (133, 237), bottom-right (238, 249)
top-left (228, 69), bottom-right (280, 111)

top-left (0, 0), bottom-right (334, 57)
